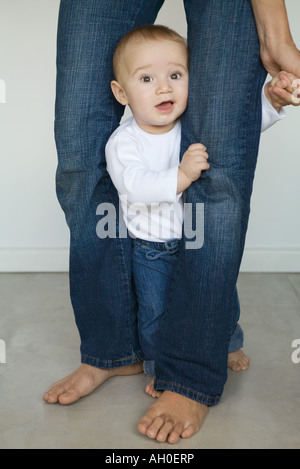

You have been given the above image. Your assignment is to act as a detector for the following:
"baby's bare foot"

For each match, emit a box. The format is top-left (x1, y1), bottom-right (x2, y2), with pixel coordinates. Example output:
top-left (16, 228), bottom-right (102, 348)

top-left (43, 362), bottom-right (142, 405)
top-left (138, 390), bottom-right (208, 444)
top-left (145, 378), bottom-right (162, 398)
top-left (228, 349), bottom-right (251, 372)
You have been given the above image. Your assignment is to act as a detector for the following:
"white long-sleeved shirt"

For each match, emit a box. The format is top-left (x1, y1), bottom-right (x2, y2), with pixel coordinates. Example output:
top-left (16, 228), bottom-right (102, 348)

top-left (105, 87), bottom-right (286, 242)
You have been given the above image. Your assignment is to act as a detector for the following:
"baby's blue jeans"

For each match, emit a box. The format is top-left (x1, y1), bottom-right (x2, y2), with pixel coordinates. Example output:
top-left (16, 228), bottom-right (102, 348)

top-left (132, 238), bottom-right (244, 376)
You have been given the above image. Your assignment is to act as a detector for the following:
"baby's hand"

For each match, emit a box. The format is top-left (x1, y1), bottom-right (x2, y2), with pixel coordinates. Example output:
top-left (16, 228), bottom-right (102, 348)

top-left (265, 71), bottom-right (300, 112)
top-left (177, 144), bottom-right (209, 193)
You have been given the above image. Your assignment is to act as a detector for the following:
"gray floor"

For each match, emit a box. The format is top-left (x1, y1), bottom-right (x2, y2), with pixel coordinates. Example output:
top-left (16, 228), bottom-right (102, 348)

top-left (0, 272), bottom-right (299, 449)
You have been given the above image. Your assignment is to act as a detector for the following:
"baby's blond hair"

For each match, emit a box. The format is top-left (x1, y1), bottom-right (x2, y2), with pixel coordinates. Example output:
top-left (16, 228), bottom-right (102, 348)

top-left (113, 24), bottom-right (189, 81)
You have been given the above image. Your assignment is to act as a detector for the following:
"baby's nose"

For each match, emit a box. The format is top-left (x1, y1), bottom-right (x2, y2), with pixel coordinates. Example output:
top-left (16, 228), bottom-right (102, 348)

top-left (156, 79), bottom-right (172, 93)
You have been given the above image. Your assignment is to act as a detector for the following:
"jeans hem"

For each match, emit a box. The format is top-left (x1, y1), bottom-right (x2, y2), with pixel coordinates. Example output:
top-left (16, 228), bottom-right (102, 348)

top-left (228, 343), bottom-right (244, 354)
top-left (81, 351), bottom-right (144, 369)
top-left (154, 379), bottom-right (221, 406)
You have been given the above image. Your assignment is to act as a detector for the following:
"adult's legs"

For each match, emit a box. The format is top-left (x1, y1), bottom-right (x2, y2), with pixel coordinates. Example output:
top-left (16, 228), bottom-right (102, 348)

top-left (138, 0), bottom-right (267, 441)
top-left (154, 0), bottom-right (267, 403)
top-left (44, 0), bottom-right (164, 403)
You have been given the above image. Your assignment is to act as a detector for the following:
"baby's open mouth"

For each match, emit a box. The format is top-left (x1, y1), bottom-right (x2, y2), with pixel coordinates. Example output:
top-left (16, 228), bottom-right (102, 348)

top-left (155, 101), bottom-right (174, 111)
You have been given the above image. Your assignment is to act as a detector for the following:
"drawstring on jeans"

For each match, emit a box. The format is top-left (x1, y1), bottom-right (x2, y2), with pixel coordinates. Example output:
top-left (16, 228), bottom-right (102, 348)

top-left (145, 239), bottom-right (180, 260)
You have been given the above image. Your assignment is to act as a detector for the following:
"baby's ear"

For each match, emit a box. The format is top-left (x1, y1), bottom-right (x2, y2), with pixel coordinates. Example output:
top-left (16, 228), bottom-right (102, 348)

top-left (111, 81), bottom-right (128, 106)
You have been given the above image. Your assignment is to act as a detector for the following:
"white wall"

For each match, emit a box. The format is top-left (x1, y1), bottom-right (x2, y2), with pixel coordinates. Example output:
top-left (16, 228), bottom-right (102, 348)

top-left (0, 0), bottom-right (299, 272)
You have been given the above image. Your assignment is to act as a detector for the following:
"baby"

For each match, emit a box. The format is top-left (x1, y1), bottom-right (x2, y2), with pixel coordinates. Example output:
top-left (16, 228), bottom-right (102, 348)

top-left (106, 24), bottom-right (298, 397)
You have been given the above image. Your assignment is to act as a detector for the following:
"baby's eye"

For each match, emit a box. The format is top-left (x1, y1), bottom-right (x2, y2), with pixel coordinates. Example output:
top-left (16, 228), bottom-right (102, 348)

top-left (141, 76), bottom-right (153, 83)
top-left (170, 73), bottom-right (181, 79)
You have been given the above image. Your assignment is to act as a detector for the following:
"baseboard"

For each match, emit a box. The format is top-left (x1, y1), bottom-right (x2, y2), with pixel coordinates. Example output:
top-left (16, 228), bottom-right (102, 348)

top-left (240, 248), bottom-right (300, 273)
top-left (0, 248), bottom-right (69, 272)
top-left (0, 247), bottom-right (299, 273)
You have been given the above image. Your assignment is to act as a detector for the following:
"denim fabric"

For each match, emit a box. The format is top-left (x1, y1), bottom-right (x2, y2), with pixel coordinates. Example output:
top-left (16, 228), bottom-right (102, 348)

top-left (229, 290), bottom-right (244, 354)
top-left (55, 0), bottom-right (164, 367)
top-left (55, 0), bottom-right (266, 404)
top-left (154, 0), bottom-right (267, 405)
top-left (132, 238), bottom-right (182, 375)
top-left (133, 239), bottom-right (244, 376)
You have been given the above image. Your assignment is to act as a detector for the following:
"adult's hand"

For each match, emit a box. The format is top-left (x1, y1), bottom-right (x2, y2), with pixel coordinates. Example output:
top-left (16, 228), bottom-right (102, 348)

top-left (261, 40), bottom-right (300, 79)
top-left (251, 0), bottom-right (300, 77)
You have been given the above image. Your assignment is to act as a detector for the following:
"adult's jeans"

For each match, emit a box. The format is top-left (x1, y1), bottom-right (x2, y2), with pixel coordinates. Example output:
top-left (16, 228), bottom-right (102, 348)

top-left (55, 0), bottom-right (267, 405)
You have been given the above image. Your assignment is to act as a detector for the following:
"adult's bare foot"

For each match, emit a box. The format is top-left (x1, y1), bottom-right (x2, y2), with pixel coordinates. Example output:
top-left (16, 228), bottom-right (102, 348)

top-left (228, 349), bottom-right (251, 372)
top-left (138, 390), bottom-right (208, 444)
top-left (43, 362), bottom-right (143, 405)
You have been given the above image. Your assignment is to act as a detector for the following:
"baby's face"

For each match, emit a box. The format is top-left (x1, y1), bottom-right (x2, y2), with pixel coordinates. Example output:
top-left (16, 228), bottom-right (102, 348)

top-left (115, 39), bottom-right (189, 134)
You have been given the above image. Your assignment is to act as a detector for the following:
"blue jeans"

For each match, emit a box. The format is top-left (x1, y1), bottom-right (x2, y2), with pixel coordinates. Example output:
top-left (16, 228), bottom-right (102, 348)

top-left (55, 0), bottom-right (267, 405)
top-left (132, 238), bottom-right (244, 376)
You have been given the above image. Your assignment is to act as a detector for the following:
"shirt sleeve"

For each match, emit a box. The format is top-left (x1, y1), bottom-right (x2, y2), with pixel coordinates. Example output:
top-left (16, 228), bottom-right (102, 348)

top-left (105, 133), bottom-right (179, 206)
top-left (261, 85), bottom-right (286, 133)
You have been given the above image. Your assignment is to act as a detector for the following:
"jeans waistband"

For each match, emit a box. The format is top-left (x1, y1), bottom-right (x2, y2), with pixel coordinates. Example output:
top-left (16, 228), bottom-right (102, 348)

top-left (133, 237), bottom-right (181, 260)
